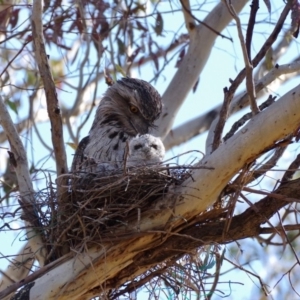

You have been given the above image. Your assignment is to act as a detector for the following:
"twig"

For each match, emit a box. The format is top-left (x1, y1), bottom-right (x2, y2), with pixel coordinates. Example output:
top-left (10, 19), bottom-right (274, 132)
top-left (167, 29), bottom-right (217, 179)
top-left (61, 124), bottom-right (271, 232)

top-left (250, 145), bottom-right (287, 183)
top-left (210, 88), bottom-right (231, 152)
top-left (164, 60), bottom-right (300, 150)
top-left (224, 0), bottom-right (259, 115)
top-left (241, 186), bottom-right (300, 202)
top-left (252, 3), bottom-right (291, 68)
top-left (260, 224), bottom-right (300, 234)
top-left (206, 2), bottom-right (290, 153)
top-left (205, 116), bottom-right (220, 154)
top-left (277, 211), bottom-right (300, 264)
top-left (207, 248), bottom-right (224, 300)
top-left (222, 2), bottom-right (290, 123)
top-left (222, 256), bottom-right (269, 296)
top-left (223, 165), bottom-right (250, 236)
top-left (281, 153), bottom-right (300, 182)
top-left (245, 0), bottom-right (259, 60)
top-left (180, 0), bottom-right (232, 41)
top-left (224, 95), bottom-right (276, 141)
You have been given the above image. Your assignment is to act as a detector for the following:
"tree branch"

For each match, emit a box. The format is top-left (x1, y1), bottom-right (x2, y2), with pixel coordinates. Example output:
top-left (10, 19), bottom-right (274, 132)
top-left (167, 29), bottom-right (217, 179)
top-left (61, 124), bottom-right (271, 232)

top-left (0, 243), bottom-right (34, 300)
top-left (245, 0), bottom-right (259, 60)
top-left (103, 178), bottom-right (300, 298)
top-left (0, 96), bottom-right (46, 274)
top-left (210, 88), bottom-right (231, 152)
top-left (164, 60), bottom-right (300, 150)
top-left (31, 0), bottom-right (68, 176)
top-left (224, 0), bottom-right (259, 115)
top-left (156, 0), bottom-right (249, 139)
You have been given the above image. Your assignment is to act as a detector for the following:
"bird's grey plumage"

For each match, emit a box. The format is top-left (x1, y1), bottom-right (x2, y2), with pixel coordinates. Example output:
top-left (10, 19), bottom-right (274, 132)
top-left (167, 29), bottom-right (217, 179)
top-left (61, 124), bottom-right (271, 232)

top-left (71, 77), bottom-right (162, 172)
top-left (126, 134), bottom-right (165, 167)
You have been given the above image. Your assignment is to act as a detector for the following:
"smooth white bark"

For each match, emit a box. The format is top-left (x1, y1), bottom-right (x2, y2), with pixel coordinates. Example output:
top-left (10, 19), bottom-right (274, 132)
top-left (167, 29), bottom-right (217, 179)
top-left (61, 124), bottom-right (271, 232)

top-left (156, 0), bottom-right (249, 138)
top-left (0, 243), bottom-right (34, 300)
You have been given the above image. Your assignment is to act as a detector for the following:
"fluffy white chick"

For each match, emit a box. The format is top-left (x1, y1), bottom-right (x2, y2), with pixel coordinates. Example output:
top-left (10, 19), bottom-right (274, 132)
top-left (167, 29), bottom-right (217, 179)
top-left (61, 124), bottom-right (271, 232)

top-left (126, 134), bottom-right (165, 167)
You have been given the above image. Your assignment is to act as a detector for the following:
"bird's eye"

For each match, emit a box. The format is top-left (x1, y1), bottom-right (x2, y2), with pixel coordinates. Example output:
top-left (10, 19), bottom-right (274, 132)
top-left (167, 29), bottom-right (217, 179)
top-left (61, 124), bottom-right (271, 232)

top-left (130, 105), bottom-right (139, 114)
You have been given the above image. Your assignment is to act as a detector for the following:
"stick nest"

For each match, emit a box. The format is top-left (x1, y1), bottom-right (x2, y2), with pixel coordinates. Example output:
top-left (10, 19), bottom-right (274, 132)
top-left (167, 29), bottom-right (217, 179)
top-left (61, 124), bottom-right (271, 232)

top-left (35, 165), bottom-right (191, 262)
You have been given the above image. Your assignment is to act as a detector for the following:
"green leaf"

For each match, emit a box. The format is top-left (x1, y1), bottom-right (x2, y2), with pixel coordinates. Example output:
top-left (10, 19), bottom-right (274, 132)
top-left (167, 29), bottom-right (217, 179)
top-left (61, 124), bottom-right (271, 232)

top-left (6, 99), bottom-right (18, 115)
top-left (66, 142), bottom-right (77, 150)
top-left (265, 48), bottom-right (273, 70)
top-left (49, 59), bottom-right (64, 80)
top-left (117, 38), bottom-right (126, 56)
top-left (26, 70), bottom-right (39, 86)
top-left (115, 64), bottom-right (126, 77)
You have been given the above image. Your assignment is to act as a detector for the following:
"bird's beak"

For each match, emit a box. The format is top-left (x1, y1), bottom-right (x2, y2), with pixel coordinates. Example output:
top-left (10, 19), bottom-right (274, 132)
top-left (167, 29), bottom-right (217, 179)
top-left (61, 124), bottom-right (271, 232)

top-left (129, 119), bottom-right (139, 134)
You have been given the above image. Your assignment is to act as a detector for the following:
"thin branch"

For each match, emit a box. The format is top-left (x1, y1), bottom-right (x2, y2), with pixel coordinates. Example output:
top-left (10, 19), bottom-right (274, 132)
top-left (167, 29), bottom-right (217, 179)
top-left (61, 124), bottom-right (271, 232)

top-left (164, 60), bottom-right (300, 150)
top-left (163, 3), bottom-right (291, 150)
top-left (276, 211), bottom-right (300, 264)
top-left (245, 0), bottom-right (259, 60)
top-left (260, 224), bottom-right (300, 234)
top-left (180, 0), bottom-right (232, 40)
top-left (252, 3), bottom-right (291, 68)
top-left (255, 27), bottom-right (295, 80)
top-left (224, 0), bottom-right (259, 115)
top-left (207, 248), bottom-right (224, 300)
top-left (210, 88), bottom-right (231, 152)
top-left (281, 153), bottom-right (300, 182)
top-left (205, 115), bottom-right (219, 154)
top-left (31, 0), bottom-right (70, 256)
top-left (241, 186), bottom-right (300, 202)
top-left (0, 96), bottom-right (46, 266)
top-left (102, 177), bottom-right (300, 297)
top-left (224, 145), bottom-right (287, 195)
top-left (250, 145), bottom-right (287, 183)
top-left (222, 256), bottom-right (269, 296)
top-left (0, 40), bottom-right (31, 79)
top-left (31, 0), bottom-right (68, 177)
top-left (156, 0), bottom-right (249, 139)
top-left (220, 2), bottom-right (290, 123)
top-left (224, 95), bottom-right (276, 141)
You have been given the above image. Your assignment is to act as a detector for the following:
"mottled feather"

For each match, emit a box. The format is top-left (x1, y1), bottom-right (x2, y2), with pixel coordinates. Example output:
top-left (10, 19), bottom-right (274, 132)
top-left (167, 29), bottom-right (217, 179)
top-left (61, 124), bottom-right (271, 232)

top-left (71, 78), bottom-right (162, 172)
